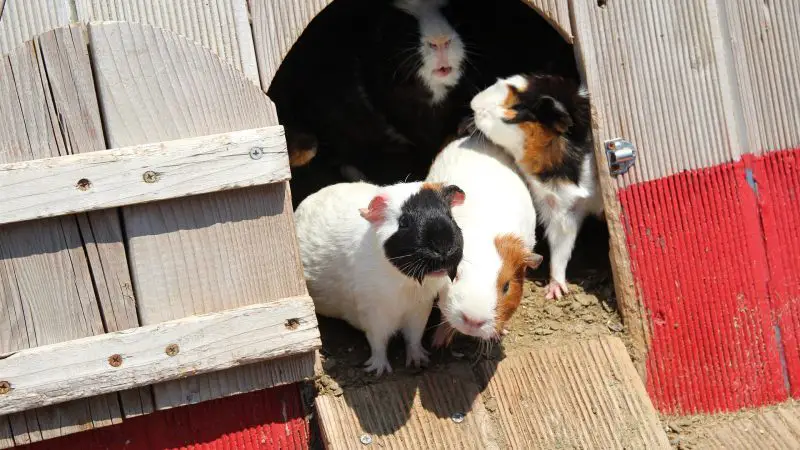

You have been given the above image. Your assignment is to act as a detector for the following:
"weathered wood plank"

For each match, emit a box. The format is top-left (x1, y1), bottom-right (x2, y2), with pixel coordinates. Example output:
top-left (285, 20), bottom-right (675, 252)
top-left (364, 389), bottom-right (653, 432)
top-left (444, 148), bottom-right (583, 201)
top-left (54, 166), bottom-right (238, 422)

top-left (0, 25), bottom-right (133, 446)
top-left (315, 371), bottom-right (498, 450)
top-left (0, 127), bottom-right (290, 225)
top-left (697, 402), bottom-right (800, 449)
top-left (477, 337), bottom-right (671, 449)
top-left (250, 0), bottom-right (331, 123)
top-left (75, 0), bottom-right (260, 85)
top-left (0, 0), bottom-right (71, 56)
top-left (87, 20), bottom-right (312, 411)
top-left (0, 295), bottom-right (320, 415)
top-left (722, 0), bottom-right (800, 154)
top-left (570, 0), bottom-right (744, 187)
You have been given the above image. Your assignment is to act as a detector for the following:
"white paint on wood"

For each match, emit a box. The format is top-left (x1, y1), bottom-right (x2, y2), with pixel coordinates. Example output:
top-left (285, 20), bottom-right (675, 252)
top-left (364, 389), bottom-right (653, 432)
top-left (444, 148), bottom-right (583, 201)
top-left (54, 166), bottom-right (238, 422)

top-left (0, 0), bottom-right (71, 56)
top-left (571, 0), bottom-right (741, 185)
top-left (0, 26), bottom-right (126, 446)
top-left (75, 0), bottom-right (261, 85)
top-left (0, 295), bottom-right (321, 416)
top-left (87, 20), bottom-right (311, 411)
top-left (0, 127), bottom-right (290, 225)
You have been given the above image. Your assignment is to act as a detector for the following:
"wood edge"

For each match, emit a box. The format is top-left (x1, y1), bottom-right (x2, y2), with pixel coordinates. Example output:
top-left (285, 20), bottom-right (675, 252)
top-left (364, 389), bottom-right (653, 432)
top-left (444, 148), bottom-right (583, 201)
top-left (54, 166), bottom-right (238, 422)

top-left (521, 0), bottom-right (574, 44)
top-left (568, 0), bottom-right (650, 380)
top-left (0, 126), bottom-right (289, 225)
top-left (0, 295), bottom-right (321, 416)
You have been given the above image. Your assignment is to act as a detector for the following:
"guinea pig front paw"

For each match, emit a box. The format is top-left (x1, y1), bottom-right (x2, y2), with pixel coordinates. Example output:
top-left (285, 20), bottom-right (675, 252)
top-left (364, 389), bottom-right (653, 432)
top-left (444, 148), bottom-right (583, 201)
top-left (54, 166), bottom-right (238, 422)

top-left (363, 355), bottom-right (392, 377)
top-left (405, 345), bottom-right (430, 368)
top-left (544, 279), bottom-right (570, 300)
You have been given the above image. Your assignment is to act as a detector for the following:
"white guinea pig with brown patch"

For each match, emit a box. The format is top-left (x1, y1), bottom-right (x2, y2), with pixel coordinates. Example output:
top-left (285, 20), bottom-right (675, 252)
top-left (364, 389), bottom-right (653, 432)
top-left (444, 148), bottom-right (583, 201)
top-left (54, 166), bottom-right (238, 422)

top-left (294, 181), bottom-right (465, 376)
top-left (425, 134), bottom-right (543, 346)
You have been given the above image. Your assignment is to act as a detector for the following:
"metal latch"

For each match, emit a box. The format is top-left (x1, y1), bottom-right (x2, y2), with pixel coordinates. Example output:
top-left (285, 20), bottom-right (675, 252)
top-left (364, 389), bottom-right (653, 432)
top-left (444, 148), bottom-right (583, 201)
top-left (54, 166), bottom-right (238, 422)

top-left (604, 138), bottom-right (637, 176)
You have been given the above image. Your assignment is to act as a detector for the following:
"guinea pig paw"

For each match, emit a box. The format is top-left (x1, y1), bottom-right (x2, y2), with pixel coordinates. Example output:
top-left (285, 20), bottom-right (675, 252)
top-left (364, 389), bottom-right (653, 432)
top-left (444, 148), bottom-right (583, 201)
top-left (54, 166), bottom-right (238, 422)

top-left (544, 280), bottom-right (570, 300)
top-left (500, 328), bottom-right (510, 336)
top-left (363, 356), bottom-right (392, 377)
top-left (405, 346), bottom-right (430, 368)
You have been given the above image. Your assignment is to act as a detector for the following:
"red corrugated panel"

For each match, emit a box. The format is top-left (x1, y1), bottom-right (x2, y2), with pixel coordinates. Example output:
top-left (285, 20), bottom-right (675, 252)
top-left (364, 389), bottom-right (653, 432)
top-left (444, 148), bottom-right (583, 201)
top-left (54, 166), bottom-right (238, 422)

top-left (17, 384), bottom-right (308, 450)
top-left (752, 148), bottom-right (800, 398)
top-left (620, 160), bottom-right (787, 414)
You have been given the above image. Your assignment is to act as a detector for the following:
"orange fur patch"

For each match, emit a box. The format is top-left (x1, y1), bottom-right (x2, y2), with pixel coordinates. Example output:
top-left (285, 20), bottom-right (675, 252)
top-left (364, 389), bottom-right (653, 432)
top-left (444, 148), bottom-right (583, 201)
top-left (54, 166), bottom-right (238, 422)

top-left (288, 148), bottom-right (317, 167)
top-left (502, 87), bottom-right (567, 176)
top-left (493, 233), bottom-right (529, 332)
top-left (422, 182), bottom-right (444, 191)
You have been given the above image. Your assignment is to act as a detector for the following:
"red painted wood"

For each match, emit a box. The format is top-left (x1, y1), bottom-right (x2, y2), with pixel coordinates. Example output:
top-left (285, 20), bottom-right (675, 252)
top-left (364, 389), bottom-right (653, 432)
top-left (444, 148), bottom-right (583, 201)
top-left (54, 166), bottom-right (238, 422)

top-left (620, 160), bottom-right (787, 414)
top-left (18, 384), bottom-right (309, 450)
top-left (752, 148), bottom-right (800, 397)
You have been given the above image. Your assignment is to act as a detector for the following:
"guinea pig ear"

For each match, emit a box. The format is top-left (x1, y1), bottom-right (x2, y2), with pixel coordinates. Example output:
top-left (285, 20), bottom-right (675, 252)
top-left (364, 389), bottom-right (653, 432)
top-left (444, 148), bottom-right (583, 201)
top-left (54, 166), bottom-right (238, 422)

top-left (441, 185), bottom-right (465, 207)
top-left (532, 95), bottom-right (573, 134)
top-left (359, 193), bottom-right (389, 224)
top-left (524, 251), bottom-right (544, 270)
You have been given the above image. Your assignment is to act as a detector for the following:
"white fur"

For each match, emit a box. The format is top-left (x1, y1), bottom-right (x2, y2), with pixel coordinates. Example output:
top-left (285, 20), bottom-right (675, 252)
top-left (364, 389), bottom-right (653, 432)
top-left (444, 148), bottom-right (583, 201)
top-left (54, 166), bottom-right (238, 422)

top-left (426, 136), bottom-right (537, 339)
top-left (294, 181), bottom-right (450, 376)
top-left (472, 76), bottom-right (605, 299)
top-left (393, 0), bottom-right (465, 103)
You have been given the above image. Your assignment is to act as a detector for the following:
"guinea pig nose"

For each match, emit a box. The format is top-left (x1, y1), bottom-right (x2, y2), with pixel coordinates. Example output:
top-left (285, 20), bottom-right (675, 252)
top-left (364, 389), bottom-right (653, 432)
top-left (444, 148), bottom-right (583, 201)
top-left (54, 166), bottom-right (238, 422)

top-left (462, 313), bottom-right (486, 328)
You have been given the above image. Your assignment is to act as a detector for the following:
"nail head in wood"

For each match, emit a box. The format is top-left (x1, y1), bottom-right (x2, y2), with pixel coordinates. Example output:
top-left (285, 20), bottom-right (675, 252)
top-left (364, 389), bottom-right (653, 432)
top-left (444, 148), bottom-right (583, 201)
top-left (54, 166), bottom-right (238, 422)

top-left (76, 178), bottom-right (91, 190)
top-left (108, 354), bottom-right (123, 367)
top-left (451, 412), bottom-right (465, 423)
top-left (249, 147), bottom-right (263, 160)
top-left (142, 171), bottom-right (159, 183)
top-left (165, 344), bottom-right (180, 357)
top-left (359, 434), bottom-right (372, 445)
top-left (0, 381), bottom-right (11, 395)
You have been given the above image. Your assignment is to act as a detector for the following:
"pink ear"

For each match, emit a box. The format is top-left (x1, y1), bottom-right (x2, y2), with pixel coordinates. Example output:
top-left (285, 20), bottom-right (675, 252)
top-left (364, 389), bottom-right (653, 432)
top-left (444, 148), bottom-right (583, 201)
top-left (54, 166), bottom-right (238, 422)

top-left (442, 185), bottom-right (465, 207)
top-left (450, 190), bottom-right (465, 207)
top-left (359, 193), bottom-right (389, 224)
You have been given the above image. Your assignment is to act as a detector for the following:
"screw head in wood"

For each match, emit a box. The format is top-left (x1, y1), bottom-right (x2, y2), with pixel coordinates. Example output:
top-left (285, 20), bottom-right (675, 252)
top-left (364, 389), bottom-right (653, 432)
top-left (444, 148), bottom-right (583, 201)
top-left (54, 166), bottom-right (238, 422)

top-left (249, 147), bottom-right (264, 160)
top-left (142, 171), bottom-right (159, 183)
top-left (0, 381), bottom-right (11, 395)
top-left (285, 318), bottom-right (300, 330)
top-left (108, 354), bottom-right (123, 367)
top-left (165, 344), bottom-right (180, 357)
top-left (359, 434), bottom-right (372, 445)
top-left (76, 178), bottom-right (92, 191)
top-left (451, 412), bottom-right (465, 423)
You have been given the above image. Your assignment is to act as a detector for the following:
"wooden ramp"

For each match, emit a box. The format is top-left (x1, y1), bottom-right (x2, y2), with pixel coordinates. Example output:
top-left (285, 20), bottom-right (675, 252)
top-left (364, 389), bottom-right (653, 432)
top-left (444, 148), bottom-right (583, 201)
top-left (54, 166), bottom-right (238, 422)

top-left (696, 403), bottom-right (800, 449)
top-left (315, 337), bottom-right (670, 449)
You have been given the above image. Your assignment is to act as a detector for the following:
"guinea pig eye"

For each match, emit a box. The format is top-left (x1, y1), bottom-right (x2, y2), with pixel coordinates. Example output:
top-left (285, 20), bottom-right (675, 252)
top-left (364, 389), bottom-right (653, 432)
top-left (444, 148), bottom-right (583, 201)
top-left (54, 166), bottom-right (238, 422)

top-left (398, 215), bottom-right (409, 229)
top-left (502, 281), bottom-right (510, 295)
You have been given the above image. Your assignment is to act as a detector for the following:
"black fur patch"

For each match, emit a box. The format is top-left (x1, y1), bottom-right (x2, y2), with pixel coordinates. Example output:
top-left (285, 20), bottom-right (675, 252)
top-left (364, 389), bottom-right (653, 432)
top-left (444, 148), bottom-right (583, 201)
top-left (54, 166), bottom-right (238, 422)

top-left (383, 188), bottom-right (464, 283)
top-left (507, 74), bottom-right (593, 185)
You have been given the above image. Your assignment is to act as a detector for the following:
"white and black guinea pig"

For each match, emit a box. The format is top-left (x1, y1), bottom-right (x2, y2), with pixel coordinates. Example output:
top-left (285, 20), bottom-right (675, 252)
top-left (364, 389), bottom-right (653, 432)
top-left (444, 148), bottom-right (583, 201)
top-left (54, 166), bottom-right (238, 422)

top-left (426, 133), bottom-right (543, 347)
top-left (294, 181), bottom-right (465, 376)
top-left (470, 73), bottom-right (603, 300)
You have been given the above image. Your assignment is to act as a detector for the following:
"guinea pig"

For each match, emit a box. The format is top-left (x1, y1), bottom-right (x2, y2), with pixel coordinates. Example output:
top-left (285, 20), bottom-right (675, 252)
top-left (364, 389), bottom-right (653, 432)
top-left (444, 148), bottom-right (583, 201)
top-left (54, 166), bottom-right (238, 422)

top-left (469, 73), bottom-right (604, 300)
top-left (426, 134), bottom-right (543, 346)
top-left (294, 181), bottom-right (465, 375)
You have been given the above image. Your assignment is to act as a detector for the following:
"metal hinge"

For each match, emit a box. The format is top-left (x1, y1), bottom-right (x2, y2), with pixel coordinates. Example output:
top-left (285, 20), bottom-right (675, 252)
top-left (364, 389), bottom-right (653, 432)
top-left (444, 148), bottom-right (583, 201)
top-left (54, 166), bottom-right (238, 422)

top-left (604, 138), bottom-right (637, 176)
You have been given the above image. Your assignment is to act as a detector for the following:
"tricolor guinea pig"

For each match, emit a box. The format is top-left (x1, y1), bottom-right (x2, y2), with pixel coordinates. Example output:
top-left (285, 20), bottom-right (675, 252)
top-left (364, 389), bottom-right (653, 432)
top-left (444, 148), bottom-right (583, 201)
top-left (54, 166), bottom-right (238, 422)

top-left (426, 134), bottom-right (543, 346)
top-left (294, 181), bottom-right (465, 376)
top-left (469, 73), bottom-right (603, 300)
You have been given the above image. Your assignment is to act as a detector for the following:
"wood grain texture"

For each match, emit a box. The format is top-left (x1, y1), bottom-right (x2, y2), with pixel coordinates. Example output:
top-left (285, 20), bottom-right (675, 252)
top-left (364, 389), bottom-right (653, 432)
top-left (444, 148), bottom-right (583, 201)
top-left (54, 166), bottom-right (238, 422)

top-left (0, 296), bottom-right (320, 415)
top-left (87, 20), bottom-right (311, 411)
top-left (0, 26), bottom-right (129, 447)
top-left (316, 371), bottom-right (498, 450)
top-left (722, 0), bottom-right (800, 154)
top-left (249, 0), bottom-right (331, 122)
top-left (75, 0), bottom-right (260, 85)
top-left (1, 127), bottom-right (290, 225)
top-left (478, 337), bottom-right (671, 449)
top-left (570, 0), bottom-right (743, 186)
top-left (0, 0), bottom-right (71, 56)
top-left (522, 0), bottom-right (572, 42)
top-left (569, 0), bottom-right (650, 377)
top-left (697, 403), bottom-right (800, 449)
